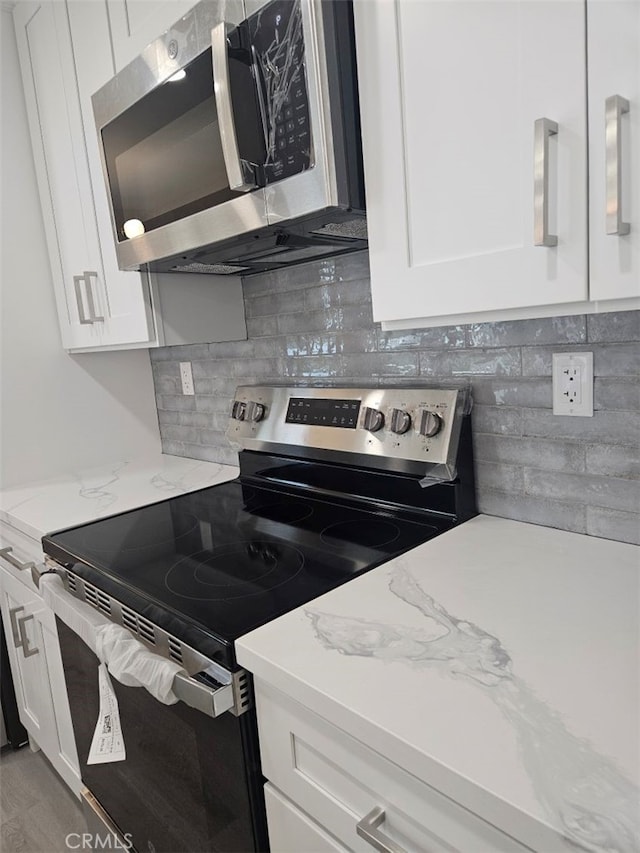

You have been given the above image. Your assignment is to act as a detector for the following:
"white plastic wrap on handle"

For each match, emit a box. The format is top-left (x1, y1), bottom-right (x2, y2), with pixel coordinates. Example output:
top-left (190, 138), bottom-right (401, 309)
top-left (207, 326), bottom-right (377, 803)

top-left (40, 573), bottom-right (186, 704)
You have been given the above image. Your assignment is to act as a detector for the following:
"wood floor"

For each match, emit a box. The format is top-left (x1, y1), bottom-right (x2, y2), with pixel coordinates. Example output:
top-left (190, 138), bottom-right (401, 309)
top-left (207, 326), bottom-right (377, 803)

top-left (0, 745), bottom-right (85, 852)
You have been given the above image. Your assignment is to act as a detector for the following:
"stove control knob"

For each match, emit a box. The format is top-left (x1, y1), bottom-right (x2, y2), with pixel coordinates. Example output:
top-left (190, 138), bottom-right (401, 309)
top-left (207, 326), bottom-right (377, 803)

top-left (419, 410), bottom-right (443, 438)
top-left (231, 400), bottom-right (246, 421)
top-left (390, 408), bottom-right (412, 435)
top-left (362, 406), bottom-right (384, 432)
top-left (246, 401), bottom-right (266, 422)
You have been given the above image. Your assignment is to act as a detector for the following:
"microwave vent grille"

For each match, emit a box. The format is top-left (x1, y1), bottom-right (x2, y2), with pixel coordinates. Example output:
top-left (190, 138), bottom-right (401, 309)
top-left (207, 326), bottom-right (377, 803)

top-left (170, 262), bottom-right (250, 275)
top-left (310, 219), bottom-right (368, 240)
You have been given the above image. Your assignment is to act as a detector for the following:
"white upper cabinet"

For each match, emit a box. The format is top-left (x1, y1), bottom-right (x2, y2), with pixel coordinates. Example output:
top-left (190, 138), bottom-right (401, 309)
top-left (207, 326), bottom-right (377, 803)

top-left (13, 0), bottom-right (246, 352)
top-left (587, 0), bottom-right (640, 301)
top-left (13, 1), bottom-right (156, 351)
top-left (354, 0), bottom-right (639, 328)
top-left (106, 0), bottom-right (197, 71)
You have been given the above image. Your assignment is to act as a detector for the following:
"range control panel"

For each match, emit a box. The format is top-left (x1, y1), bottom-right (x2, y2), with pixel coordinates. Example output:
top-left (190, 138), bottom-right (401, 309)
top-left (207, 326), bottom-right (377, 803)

top-left (226, 386), bottom-right (469, 467)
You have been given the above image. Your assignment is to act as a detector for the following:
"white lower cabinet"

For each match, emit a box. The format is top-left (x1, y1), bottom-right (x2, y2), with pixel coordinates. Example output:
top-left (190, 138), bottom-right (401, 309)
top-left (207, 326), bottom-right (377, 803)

top-left (0, 526), bottom-right (81, 796)
top-left (255, 682), bottom-right (529, 853)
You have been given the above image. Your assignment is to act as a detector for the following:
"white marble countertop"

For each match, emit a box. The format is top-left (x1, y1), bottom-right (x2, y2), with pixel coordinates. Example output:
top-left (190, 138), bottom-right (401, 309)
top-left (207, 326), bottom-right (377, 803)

top-left (237, 515), bottom-right (640, 853)
top-left (0, 454), bottom-right (239, 541)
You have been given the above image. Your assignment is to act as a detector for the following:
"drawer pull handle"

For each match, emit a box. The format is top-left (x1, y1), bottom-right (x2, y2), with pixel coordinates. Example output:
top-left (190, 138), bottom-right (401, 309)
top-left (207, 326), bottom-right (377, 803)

top-left (0, 547), bottom-right (35, 573)
top-left (356, 807), bottom-right (406, 853)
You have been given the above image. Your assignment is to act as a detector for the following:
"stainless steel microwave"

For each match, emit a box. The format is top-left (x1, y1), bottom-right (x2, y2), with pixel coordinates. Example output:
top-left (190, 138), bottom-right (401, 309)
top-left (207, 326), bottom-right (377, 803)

top-left (92, 0), bottom-right (367, 276)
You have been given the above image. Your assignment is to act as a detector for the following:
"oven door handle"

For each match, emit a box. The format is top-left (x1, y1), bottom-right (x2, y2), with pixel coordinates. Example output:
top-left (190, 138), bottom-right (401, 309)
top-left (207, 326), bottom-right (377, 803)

top-left (40, 570), bottom-right (240, 718)
top-left (172, 672), bottom-right (235, 718)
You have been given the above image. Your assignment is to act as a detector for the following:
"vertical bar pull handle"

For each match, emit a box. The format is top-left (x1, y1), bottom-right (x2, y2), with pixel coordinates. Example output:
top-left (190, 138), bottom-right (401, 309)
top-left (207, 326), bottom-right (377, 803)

top-left (534, 118), bottom-right (558, 247)
top-left (17, 614), bottom-right (38, 658)
top-left (74, 274), bottom-right (92, 324)
top-left (605, 95), bottom-right (630, 236)
top-left (73, 272), bottom-right (103, 324)
top-left (9, 605), bottom-right (24, 648)
top-left (83, 272), bottom-right (104, 322)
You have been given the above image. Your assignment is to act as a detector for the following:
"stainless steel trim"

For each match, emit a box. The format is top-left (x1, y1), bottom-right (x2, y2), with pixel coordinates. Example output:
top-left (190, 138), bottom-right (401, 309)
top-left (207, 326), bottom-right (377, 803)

top-left (73, 275), bottom-right (93, 324)
top-left (212, 22), bottom-right (257, 192)
top-left (356, 807), bottom-right (407, 853)
top-left (534, 117), bottom-right (558, 247)
top-left (605, 94), bottom-right (630, 236)
top-left (80, 788), bottom-right (131, 850)
top-left (17, 614), bottom-right (38, 658)
top-left (48, 562), bottom-right (251, 717)
top-left (264, 0), bottom-right (339, 225)
top-left (172, 671), bottom-right (234, 717)
top-left (226, 386), bottom-right (467, 469)
top-left (8, 605), bottom-right (23, 648)
top-left (0, 547), bottom-right (35, 573)
top-left (91, 0), bottom-right (268, 270)
top-left (83, 272), bottom-right (104, 322)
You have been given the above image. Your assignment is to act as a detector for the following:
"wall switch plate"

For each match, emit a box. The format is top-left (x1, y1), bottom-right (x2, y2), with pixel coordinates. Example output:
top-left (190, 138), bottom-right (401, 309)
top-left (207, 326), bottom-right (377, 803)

top-left (179, 361), bottom-right (195, 395)
top-left (552, 352), bottom-right (593, 416)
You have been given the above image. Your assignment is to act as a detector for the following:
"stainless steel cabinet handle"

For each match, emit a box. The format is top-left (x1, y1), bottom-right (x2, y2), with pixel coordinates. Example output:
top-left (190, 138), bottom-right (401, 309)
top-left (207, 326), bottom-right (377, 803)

top-left (83, 271), bottom-right (104, 322)
top-left (9, 605), bottom-right (24, 647)
top-left (73, 271), bottom-right (104, 324)
top-left (356, 807), bottom-right (406, 853)
top-left (8, 606), bottom-right (39, 658)
top-left (534, 117), bottom-right (558, 247)
top-left (605, 94), bottom-right (630, 236)
top-left (0, 547), bottom-right (35, 573)
top-left (17, 614), bottom-right (38, 657)
top-left (211, 22), bottom-right (257, 192)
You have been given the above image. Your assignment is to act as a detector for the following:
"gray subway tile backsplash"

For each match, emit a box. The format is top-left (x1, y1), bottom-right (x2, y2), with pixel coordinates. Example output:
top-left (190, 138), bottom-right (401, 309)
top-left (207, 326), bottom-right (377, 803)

top-left (150, 253), bottom-right (640, 545)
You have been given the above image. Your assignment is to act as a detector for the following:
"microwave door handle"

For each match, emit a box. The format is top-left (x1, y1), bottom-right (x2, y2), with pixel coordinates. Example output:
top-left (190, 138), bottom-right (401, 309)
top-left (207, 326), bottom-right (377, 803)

top-left (212, 22), bottom-right (257, 192)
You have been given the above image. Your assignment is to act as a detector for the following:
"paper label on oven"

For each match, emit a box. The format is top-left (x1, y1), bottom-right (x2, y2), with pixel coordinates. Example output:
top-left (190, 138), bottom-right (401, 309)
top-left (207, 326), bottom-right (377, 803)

top-left (87, 663), bottom-right (126, 764)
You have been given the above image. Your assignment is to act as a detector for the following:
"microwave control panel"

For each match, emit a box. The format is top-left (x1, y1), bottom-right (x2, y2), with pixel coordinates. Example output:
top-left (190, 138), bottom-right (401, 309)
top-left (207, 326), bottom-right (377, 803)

top-left (249, 0), bottom-right (312, 182)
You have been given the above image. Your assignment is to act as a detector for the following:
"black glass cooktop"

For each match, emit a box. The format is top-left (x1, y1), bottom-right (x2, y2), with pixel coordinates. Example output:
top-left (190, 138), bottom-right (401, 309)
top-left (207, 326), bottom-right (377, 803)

top-left (43, 478), bottom-right (451, 668)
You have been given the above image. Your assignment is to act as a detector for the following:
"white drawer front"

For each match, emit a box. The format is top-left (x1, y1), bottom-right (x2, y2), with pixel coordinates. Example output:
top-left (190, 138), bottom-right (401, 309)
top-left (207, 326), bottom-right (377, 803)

top-left (265, 783), bottom-right (349, 853)
top-left (256, 682), bottom-right (531, 853)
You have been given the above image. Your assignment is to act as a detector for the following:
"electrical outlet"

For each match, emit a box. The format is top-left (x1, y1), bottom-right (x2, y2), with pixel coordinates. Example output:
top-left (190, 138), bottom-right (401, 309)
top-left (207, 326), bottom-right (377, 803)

top-left (179, 361), bottom-right (194, 395)
top-left (552, 352), bottom-right (593, 416)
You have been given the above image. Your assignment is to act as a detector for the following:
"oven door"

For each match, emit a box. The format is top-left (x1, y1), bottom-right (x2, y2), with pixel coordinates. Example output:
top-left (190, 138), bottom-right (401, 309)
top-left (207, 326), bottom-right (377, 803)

top-left (48, 588), bottom-right (267, 853)
top-left (93, 0), bottom-right (269, 272)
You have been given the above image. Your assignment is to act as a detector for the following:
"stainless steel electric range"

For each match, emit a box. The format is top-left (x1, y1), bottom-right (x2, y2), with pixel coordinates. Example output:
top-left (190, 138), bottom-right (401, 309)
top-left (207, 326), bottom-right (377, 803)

top-left (40, 385), bottom-right (476, 853)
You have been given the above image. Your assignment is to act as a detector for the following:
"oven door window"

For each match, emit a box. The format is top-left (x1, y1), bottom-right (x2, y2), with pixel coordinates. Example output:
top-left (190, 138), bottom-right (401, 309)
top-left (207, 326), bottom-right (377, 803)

top-left (57, 619), bottom-right (266, 852)
top-left (101, 46), bottom-right (260, 243)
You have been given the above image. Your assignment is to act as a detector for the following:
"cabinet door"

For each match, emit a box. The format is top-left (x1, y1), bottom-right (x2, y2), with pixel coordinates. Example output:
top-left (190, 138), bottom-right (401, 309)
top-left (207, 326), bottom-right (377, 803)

top-left (67, 0), bottom-right (158, 348)
top-left (13, 1), bottom-right (106, 351)
top-left (13, 1), bottom-right (158, 351)
top-left (354, 0), bottom-right (588, 325)
top-left (0, 566), bottom-right (81, 794)
top-left (106, 0), bottom-right (197, 72)
top-left (587, 0), bottom-right (640, 301)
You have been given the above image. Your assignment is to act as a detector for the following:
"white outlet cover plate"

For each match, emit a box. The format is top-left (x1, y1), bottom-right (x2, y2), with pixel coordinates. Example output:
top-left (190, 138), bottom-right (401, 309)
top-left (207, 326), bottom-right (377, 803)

top-left (552, 352), bottom-right (593, 417)
top-left (179, 361), bottom-right (195, 396)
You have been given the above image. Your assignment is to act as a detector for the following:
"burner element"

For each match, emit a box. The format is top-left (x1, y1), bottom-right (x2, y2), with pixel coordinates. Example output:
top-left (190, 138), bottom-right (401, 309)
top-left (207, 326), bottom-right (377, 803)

top-left (321, 519), bottom-right (401, 549)
top-left (165, 540), bottom-right (305, 601)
